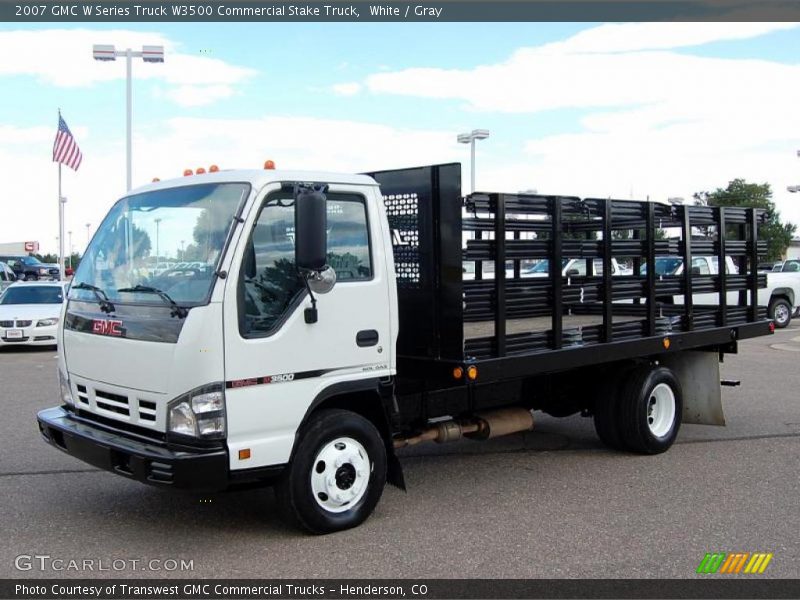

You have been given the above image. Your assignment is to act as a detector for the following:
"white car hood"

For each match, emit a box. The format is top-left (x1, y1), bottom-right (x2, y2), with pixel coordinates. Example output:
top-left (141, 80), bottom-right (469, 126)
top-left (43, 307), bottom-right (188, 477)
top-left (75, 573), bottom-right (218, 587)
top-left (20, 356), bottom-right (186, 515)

top-left (0, 303), bottom-right (61, 321)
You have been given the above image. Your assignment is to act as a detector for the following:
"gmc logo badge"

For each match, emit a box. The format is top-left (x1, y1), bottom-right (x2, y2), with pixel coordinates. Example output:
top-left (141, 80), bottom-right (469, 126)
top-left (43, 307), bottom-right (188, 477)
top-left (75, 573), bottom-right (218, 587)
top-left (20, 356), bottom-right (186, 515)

top-left (92, 319), bottom-right (123, 337)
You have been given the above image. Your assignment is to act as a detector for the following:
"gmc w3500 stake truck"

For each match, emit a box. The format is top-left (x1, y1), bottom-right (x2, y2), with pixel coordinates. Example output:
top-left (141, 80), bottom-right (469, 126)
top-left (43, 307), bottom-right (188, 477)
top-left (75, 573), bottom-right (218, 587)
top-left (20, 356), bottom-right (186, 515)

top-left (38, 163), bottom-right (774, 533)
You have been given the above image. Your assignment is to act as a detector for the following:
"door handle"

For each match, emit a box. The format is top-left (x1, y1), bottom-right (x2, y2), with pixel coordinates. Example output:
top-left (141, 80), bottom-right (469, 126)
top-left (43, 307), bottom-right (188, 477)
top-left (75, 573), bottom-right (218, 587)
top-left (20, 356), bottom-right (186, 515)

top-left (356, 330), bottom-right (379, 347)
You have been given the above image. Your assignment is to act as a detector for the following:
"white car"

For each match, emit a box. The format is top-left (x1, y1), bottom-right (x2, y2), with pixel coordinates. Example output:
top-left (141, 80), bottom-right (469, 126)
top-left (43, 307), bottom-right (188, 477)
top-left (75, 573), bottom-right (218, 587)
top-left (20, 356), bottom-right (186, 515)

top-left (0, 281), bottom-right (67, 348)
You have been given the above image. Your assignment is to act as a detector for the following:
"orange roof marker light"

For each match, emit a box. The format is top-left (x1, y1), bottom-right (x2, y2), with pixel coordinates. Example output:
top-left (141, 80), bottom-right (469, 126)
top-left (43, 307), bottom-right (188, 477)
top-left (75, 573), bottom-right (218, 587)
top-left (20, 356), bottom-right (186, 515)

top-left (264, 160), bottom-right (276, 170)
top-left (209, 164), bottom-right (219, 173)
top-left (183, 169), bottom-right (193, 177)
top-left (152, 177), bottom-right (160, 182)
top-left (196, 167), bottom-right (206, 174)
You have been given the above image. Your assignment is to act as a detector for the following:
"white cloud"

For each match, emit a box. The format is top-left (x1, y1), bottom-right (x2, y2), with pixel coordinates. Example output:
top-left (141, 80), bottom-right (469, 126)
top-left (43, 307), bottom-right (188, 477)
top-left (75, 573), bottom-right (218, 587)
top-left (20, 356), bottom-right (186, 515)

top-left (345, 22), bottom-right (800, 231)
top-left (0, 116), bottom-right (462, 253)
top-left (0, 29), bottom-right (255, 105)
top-left (165, 85), bottom-right (236, 107)
top-left (331, 82), bottom-right (362, 96)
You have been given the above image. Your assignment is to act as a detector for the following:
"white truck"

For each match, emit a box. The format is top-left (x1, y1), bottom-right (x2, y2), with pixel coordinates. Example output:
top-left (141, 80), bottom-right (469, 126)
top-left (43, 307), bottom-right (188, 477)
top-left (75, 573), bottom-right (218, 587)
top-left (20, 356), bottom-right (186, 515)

top-left (38, 163), bottom-right (774, 533)
top-left (647, 256), bottom-right (800, 328)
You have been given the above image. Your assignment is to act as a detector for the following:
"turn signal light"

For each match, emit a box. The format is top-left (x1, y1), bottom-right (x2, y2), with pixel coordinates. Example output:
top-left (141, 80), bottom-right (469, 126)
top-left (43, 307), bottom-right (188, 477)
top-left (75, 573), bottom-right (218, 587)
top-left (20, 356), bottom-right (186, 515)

top-left (238, 449), bottom-right (251, 460)
top-left (466, 365), bottom-right (478, 381)
top-left (453, 367), bottom-right (464, 380)
top-left (183, 169), bottom-right (193, 177)
top-left (264, 159), bottom-right (275, 170)
top-left (663, 337), bottom-right (671, 349)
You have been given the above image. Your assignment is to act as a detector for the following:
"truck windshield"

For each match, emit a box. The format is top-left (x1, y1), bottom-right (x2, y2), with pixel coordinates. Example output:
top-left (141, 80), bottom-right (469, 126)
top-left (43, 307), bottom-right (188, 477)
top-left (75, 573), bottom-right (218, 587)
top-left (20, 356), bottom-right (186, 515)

top-left (70, 183), bottom-right (249, 306)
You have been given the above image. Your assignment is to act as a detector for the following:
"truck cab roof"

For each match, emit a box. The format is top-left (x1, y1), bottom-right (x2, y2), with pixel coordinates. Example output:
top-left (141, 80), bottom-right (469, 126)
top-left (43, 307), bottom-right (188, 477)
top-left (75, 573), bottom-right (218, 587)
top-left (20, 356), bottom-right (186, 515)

top-left (133, 169), bottom-right (379, 196)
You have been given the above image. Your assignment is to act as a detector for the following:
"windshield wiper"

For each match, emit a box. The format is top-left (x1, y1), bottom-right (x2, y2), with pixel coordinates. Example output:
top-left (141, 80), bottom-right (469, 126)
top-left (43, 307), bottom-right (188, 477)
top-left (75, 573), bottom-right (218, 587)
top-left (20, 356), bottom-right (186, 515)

top-left (117, 285), bottom-right (189, 319)
top-left (71, 282), bottom-right (115, 314)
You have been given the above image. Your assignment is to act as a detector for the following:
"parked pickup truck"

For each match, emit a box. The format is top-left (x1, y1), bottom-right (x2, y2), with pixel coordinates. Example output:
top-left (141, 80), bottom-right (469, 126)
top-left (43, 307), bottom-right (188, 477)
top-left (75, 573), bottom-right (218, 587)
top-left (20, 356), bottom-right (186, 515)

top-left (37, 163), bottom-right (774, 533)
top-left (643, 256), bottom-right (800, 328)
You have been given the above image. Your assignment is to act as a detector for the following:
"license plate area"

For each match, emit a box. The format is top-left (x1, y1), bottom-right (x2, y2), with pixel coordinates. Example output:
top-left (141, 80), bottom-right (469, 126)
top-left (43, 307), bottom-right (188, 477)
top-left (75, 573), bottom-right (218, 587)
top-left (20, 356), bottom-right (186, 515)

top-left (5, 329), bottom-right (23, 339)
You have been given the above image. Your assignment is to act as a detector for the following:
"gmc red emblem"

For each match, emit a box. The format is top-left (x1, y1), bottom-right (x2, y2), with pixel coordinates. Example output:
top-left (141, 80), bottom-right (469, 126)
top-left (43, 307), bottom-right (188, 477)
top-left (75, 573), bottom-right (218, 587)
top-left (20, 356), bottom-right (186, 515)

top-left (92, 319), bottom-right (123, 337)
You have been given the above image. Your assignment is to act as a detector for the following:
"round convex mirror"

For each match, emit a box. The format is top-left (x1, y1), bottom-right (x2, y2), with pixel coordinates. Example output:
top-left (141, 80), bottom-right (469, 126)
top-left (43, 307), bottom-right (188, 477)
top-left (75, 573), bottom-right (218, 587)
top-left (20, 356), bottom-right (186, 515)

top-left (307, 265), bottom-right (336, 294)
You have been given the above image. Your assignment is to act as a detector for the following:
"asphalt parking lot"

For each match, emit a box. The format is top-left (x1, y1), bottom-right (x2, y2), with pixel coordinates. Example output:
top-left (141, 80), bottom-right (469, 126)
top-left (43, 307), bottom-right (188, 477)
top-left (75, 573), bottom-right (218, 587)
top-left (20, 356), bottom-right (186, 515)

top-left (1, 326), bottom-right (799, 580)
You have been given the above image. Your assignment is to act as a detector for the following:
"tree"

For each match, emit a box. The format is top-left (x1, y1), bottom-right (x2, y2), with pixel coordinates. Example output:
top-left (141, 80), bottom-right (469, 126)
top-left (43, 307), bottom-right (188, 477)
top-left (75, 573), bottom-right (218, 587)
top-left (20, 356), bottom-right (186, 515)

top-left (694, 179), bottom-right (795, 262)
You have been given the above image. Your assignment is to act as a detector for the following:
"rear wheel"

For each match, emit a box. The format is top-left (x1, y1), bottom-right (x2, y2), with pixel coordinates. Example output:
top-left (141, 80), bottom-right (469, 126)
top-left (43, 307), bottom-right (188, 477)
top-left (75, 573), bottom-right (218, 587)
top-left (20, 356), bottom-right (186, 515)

top-left (618, 365), bottom-right (682, 454)
top-left (769, 297), bottom-right (792, 329)
top-left (275, 409), bottom-right (386, 534)
top-left (593, 366), bottom-right (635, 450)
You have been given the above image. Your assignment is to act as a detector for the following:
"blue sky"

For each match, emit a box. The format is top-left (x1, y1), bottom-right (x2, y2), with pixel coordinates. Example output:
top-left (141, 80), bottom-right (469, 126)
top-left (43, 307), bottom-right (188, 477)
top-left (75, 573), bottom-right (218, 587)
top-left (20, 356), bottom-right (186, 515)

top-left (0, 22), bottom-right (799, 253)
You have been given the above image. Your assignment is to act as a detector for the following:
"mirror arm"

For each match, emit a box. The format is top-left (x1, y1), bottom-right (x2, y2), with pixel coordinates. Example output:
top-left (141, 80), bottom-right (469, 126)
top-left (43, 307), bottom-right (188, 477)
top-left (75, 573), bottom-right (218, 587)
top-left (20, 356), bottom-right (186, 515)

top-left (300, 270), bottom-right (318, 324)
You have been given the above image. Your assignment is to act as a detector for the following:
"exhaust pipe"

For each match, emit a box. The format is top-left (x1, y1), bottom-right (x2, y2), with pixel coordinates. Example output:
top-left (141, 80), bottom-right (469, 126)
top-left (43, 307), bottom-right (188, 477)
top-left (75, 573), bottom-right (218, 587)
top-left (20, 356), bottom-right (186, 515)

top-left (393, 407), bottom-right (533, 449)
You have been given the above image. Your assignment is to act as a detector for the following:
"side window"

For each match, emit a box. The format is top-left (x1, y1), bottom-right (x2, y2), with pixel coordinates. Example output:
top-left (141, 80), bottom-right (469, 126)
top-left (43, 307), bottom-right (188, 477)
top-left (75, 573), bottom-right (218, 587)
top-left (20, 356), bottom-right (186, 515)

top-left (327, 198), bottom-right (371, 281)
top-left (691, 257), bottom-right (710, 275)
top-left (239, 192), bottom-right (372, 337)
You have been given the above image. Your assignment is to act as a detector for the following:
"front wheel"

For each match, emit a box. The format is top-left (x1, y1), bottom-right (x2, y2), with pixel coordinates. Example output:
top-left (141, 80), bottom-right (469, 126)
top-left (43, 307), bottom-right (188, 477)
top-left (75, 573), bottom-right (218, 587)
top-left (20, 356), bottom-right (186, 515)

top-left (769, 297), bottom-right (792, 329)
top-left (275, 409), bottom-right (387, 534)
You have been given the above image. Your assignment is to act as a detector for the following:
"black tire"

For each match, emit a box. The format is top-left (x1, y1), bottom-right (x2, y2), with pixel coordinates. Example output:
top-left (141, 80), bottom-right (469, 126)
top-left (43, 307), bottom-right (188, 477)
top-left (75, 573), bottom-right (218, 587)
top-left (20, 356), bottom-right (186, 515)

top-left (275, 409), bottom-right (387, 534)
top-left (618, 365), bottom-right (682, 454)
top-left (768, 297), bottom-right (792, 329)
top-left (593, 365), bottom-right (636, 451)
top-left (24, 273), bottom-right (38, 281)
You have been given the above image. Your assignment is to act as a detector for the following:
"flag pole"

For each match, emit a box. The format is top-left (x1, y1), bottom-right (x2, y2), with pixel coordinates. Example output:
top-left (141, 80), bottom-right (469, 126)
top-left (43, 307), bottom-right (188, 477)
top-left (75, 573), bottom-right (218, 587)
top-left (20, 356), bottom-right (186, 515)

top-left (58, 162), bottom-right (65, 281)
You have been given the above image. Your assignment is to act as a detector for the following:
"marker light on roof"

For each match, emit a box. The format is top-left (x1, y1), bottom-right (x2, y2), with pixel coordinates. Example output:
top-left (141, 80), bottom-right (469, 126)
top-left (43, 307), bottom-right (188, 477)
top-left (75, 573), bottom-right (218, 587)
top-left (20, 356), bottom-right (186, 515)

top-left (183, 169), bottom-right (193, 176)
top-left (264, 160), bottom-right (275, 170)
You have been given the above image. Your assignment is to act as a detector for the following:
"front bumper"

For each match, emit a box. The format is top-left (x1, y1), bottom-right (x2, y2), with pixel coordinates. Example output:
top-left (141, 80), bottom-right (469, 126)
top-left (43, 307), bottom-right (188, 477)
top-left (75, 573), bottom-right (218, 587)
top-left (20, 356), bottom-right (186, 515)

top-left (0, 324), bottom-right (57, 346)
top-left (37, 407), bottom-right (229, 492)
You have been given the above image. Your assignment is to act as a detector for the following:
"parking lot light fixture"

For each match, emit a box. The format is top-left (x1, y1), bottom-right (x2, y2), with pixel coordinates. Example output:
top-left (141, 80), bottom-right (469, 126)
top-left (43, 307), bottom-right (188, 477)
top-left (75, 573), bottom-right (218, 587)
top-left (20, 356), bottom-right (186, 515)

top-left (457, 129), bottom-right (490, 194)
top-left (92, 44), bottom-right (164, 191)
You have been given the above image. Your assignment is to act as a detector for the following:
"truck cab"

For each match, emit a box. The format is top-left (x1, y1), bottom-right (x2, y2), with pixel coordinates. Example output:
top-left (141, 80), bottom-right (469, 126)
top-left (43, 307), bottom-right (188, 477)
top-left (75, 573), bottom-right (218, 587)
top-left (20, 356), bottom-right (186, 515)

top-left (39, 169), bottom-right (399, 532)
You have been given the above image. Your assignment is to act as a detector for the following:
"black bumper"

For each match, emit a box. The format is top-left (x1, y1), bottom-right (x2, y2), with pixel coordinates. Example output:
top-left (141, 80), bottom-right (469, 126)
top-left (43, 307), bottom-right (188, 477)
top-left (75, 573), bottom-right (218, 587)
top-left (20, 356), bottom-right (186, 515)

top-left (37, 407), bottom-right (229, 492)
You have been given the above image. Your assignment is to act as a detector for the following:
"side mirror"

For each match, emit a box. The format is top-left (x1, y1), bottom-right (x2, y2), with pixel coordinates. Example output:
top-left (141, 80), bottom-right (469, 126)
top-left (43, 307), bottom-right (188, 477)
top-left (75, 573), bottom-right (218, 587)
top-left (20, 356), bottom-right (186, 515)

top-left (294, 186), bottom-right (328, 271)
top-left (691, 266), bottom-right (701, 275)
top-left (566, 268), bottom-right (580, 276)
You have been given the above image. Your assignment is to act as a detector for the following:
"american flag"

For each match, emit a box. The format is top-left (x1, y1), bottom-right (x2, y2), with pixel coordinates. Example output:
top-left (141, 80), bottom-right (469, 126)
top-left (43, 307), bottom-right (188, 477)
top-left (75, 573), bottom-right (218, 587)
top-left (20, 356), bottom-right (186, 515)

top-left (52, 113), bottom-right (82, 171)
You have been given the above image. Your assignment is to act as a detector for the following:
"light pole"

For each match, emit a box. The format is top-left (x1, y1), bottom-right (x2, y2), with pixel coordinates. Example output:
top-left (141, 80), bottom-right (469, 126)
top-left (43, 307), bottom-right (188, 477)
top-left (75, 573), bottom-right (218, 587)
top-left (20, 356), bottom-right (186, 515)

top-left (457, 129), bottom-right (490, 194)
top-left (68, 230), bottom-right (73, 270)
top-left (788, 149), bottom-right (800, 194)
top-left (92, 44), bottom-right (164, 191)
top-left (85, 223), bottom-right (91, 245)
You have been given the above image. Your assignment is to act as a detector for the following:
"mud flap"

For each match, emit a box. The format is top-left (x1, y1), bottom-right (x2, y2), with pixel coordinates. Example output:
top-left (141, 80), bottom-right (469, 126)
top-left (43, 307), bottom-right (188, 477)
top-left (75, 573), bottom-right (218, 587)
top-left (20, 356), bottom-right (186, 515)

top-left (386, 445), bottom-right (406, 490)
top-left (660, 351), bottom-right (726, 426)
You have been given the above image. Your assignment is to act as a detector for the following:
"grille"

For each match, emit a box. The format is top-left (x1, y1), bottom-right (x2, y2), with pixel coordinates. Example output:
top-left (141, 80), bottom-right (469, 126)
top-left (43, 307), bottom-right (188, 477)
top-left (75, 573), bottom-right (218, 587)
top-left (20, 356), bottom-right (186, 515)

top-left (0, 321), bottom-right (12, 328)
top-left (95, 389), bottom-right (130, 417)
top-left (384, 193), bottom-right (421, 288)
top-left (76, 384), bottom-right (89, 406)
top-left (15, 320), bottom-right (32, 327)
top-left (73, 381), bottom-right (162, 430)
top-left (138, 399), bottom-right (157, 422)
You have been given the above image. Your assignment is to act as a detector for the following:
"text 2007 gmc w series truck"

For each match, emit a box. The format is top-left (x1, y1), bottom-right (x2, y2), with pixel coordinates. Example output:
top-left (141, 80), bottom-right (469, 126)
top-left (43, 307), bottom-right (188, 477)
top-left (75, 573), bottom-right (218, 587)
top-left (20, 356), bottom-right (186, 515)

top-left (38, 163), bottom-right (774, 533)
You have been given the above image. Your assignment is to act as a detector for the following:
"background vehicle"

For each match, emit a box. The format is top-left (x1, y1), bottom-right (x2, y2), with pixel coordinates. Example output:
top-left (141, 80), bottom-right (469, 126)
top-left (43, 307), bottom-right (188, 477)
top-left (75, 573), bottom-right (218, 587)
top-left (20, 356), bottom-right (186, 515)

top-left (0, 255), bottom-right (59, 280)
top-left (38, 163), bottom-right (773, 534)
top-left (0, 261), bottom-right (17, 294)
top-left (644, 255), bottom-right (800, 328)
top-left (0, 281), bottom-right (67, 347)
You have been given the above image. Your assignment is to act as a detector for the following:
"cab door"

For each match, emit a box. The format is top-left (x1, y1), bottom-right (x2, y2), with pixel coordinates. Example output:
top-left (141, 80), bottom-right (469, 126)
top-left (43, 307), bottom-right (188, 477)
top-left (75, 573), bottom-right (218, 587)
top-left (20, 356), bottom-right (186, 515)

top-left (222, 184), bottom-right (393, 471)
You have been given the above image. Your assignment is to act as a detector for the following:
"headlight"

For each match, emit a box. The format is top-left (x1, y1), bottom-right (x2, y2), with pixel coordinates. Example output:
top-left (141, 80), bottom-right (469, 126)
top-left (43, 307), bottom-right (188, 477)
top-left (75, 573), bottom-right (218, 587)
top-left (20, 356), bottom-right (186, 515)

top-left (39, 268), bottom-right (49, 275)
top-left (37, 318), bottom-right (59, 327)
top-left (167, 383), bottom-right (226, 441)
top-left (58, 369), bottom-right (73, 406)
